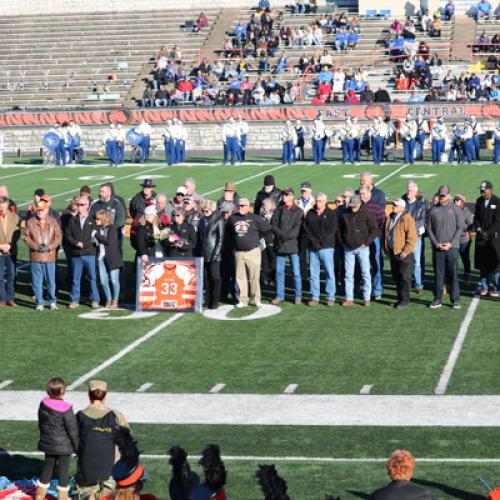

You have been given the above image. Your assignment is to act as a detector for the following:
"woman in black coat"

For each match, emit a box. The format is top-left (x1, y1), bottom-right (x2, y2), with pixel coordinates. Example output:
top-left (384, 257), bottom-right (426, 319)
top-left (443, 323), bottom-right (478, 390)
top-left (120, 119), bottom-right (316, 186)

top-left (163, 208), bottom-right (196, 258)
top-left (135, 206), bottom-right (166, 262)
top-left (94, 210), bottom-right (124, 309)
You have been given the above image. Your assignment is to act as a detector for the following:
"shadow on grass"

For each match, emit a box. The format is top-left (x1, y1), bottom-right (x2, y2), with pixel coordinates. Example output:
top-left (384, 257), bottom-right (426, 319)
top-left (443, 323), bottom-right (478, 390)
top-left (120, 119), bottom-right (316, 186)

top-left (0, 449), bottom-right (43, 479)
top-left (413, 478), bottom-right (484, 499)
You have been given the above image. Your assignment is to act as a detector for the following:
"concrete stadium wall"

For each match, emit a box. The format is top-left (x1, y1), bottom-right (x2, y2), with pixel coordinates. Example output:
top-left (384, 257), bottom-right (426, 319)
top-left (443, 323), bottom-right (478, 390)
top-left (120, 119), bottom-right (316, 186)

top-left (0, 0), bottom-right (286, 16)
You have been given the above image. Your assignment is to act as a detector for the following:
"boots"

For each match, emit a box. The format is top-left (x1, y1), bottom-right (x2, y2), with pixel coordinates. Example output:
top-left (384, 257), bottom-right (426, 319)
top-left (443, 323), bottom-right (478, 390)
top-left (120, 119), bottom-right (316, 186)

top-left (57, 485), bottom-right (70, 500)
top-left (35, 480), bottom-right (49, 500)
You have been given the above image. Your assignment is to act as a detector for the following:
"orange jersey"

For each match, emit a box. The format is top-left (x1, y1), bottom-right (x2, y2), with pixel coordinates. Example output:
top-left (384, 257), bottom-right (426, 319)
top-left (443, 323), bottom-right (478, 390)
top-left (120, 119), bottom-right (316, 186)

top-left (154, 268), bottom-right (185, 308)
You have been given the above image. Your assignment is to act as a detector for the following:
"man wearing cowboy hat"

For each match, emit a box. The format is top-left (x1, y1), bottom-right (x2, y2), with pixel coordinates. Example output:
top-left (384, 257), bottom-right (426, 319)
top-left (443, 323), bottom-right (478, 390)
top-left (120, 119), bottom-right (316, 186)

top-left (129, 179), bottom-right (157, 220)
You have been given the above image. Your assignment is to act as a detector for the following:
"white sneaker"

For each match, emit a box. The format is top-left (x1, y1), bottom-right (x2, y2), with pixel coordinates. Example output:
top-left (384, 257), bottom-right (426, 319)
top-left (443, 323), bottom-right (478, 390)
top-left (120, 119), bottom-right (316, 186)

top-left (235, 302), bottom-right (247, 308)
top-left (254, 301), bottom-right (262, 307)
top-left (35, 305), bottom-right (44, 311)
top-left (49, 303), bottom-right (58, 311)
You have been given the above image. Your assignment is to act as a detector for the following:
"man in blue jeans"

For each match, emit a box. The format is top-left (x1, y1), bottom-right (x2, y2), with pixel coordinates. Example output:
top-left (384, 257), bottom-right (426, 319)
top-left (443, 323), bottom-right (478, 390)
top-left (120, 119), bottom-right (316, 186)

top-left (303, 193), bottom-right (337, 306)
top-left (0, 196), bottom-right (20, 307)
top-left (65, 196), bottom-right (100, 309)
top-left (23, 198), bottom-right (62, 311)
top-left (337, 195), bottom-right (378, 307)
top-left (271, 188), bottom-right (303, 305)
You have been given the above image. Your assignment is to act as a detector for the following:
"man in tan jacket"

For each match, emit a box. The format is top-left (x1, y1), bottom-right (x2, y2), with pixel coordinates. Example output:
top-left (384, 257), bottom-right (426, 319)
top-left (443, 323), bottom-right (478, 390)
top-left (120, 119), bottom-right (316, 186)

top-left (0, 196), bottom-right (20, 306)
top-left (384, 199), bottom-right (417, 309)
top-left (23, 197), bottom-right (61, 311)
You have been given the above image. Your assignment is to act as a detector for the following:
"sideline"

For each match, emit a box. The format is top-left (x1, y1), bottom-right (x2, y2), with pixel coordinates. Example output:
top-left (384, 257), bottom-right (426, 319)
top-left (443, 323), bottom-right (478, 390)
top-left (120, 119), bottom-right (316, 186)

top-left (434, 297), bottom-right (480, 395)
top-left (66, 313), bottom-right (183, 390)
top-left (3, 392), bottom-right (500, 426)
top-left (1, 450), bottom-right (500, 463)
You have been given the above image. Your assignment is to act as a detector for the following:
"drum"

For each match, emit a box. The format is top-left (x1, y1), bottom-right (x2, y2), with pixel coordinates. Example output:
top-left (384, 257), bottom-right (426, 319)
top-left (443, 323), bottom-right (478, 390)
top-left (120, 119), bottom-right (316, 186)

top-left (43, 132), bottom-right (60, 151)
top-left (127, 128), bottom-right (144, 145)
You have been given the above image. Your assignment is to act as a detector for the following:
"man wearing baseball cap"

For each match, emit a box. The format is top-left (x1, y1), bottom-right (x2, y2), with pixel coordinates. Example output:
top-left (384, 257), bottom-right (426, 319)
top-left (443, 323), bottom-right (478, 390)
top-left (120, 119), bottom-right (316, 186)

top-left (384, 199), bottom-right (417, 309)
top-left (426, 185), bottom-right (462, 309)
top-left (474, 181), bottom-right (500, 296)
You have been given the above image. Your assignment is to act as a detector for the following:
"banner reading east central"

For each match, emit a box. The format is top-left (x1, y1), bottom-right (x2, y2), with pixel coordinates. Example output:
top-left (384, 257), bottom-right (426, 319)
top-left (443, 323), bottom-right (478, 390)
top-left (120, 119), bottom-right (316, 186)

top-left (136, 258), bottom-right (203, 313)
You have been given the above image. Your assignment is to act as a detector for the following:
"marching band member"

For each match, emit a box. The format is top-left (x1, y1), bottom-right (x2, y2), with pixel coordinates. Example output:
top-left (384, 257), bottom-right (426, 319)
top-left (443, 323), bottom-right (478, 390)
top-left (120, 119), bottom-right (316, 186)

top-left (222, 117), bottom-right (241, 166)
top-left (115, 124), bottom-right (126, 166)
top-left (351, 117), bottom-right (362, 165)
top-left (162, 119), bottom-right (175, 165)
top-left (295, 120), bottom-right (306, 161)
top-left (470, 114), bottom-right (484, 160)
top-left (137, 119), bottom-right (152, 163)
top-left (431, 117), bottom-right (446, 164)
top-left (67, 120), bottom-right (82, 165)
top-left (494, 120), bottom-right (500, 164)
top-left (178, 120), bottom-right (187, 163)
top-left (279, 120), bottom-right (298, 165)
top-left (448, 123), bottom-right (464, 164)
top-left (51, 123), bottom-right (66, 166)
top-left (462, 118), bottom-right (474, 164)
top-left (171, 118), bottom-right (180, 165)
top-left (400, 114), bottom-right (417, 164)
top-left (311, 115), bottom-right (326, 164)
top-left (415, 111), bottom-right (429, 161)
top-left (103, 123), bottom-right (117, 167)
top-left (369, 116), bottom-right (387, 165)
top-left (237, 114), bottom-right (249, 162)
top-left (339, 117), bottom-right (354, 164)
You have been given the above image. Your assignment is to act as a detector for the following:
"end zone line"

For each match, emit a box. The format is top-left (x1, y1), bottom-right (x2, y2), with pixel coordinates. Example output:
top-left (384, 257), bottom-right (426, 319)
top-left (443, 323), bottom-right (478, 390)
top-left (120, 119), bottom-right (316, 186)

top-left (434, 297), bottom-right (480, 395)
top-left (2, 451), bottom-right (500, 463)
top-left (67, 313), bottom-right (183, 391)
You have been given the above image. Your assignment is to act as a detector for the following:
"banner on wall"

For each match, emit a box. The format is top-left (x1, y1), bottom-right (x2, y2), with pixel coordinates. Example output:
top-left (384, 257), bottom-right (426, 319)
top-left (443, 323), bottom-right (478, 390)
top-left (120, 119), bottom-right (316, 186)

top-left (136, 257), bottom-right (203, 313)
top-left (0, 103), bottom-right (498, 127)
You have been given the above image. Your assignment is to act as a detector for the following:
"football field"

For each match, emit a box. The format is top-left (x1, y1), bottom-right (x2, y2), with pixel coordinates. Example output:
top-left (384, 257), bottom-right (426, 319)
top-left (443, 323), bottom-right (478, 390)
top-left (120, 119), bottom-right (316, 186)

top-left (1, 155), bottom-right (500, 498)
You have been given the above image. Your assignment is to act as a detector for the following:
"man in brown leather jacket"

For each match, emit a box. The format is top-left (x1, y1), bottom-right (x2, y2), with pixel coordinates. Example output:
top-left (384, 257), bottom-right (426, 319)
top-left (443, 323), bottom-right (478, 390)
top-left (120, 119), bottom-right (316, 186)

top-left (23, 197), bottom-right (62, 311)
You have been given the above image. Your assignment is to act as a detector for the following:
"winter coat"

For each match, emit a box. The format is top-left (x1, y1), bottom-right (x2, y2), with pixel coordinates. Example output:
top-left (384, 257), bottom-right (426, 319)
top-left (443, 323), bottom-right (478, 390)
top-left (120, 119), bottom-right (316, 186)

top-left (65, 215), bottom-right (97, 257)
top-left (370, 480), bottom-right (437, 500)
top-left (129, 191), bottom-right (157, 219)
top-left (303, 207), bottom-right (337, 250)
top-left (38, 397), bottom-right (79, 455)
top-left (254, 187), bottom-right (283, 216)
top-left (271, 204), bottom-right (303, 255)
top-left (24, 216), bottom-right (62, 263)
top-left (337, 205), bottom-right (378, 249)
top-left (163, 222), bottom-right (196, 257)
top-left (197, 214), bottom-right (225, 263)
top-left (94, 224), bottom-right (124, 270)
top-left (136, 222), bottom-right (158, 258)
top-left (474, 193), bottom-right (500, 272)
top-left (383, 211), bottom-right (417, 255)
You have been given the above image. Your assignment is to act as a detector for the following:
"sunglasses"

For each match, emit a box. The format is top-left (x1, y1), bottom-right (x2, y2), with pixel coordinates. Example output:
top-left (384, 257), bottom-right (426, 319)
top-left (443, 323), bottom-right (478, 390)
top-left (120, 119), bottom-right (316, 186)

top-left (174, 214), bottom-right (183, 217)
top-left (176, 193), bottom-right (185, 196)
top-left (77, 203), bottom-right (88, 207)
top-left (238, 204), bottom-right (249, 207)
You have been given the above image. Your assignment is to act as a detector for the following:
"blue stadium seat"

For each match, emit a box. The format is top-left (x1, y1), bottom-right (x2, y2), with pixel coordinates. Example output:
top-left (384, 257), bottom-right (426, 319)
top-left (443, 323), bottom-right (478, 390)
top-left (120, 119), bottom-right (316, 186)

top-left (379, 9), bottom-right (391, 17)
top-left (365, 9), bottom-right (377, 17)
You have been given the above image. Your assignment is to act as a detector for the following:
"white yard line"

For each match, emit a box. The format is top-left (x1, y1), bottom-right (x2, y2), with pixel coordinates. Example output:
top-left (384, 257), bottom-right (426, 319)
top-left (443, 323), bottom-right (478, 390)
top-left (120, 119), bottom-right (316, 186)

top-left (283, 384), bottom-right (298, 394)
top-left (67, 313), bottom-right (183, 390)
top-left (0, 380), bottom-right (13, 390)
top-left (209, 383), bottom-right (226, 394)
top-left (137, 383), bottom-right (154, 393)
top-left (1, 450), bottom-right (500, 463)
top-left (3, 392), bottom-right (500, 426)
top-left (17, 164), bottom-right (170, 207)
top-left (360, 385), bottom-right (373, 395)
top-left (376, 163), bottom-right (410, 186)
top-left (0, 166), bottom-right (52, 182)
top-left (201, 163), bottom-right (289, 197)
top-left (434, 297), bottom-right (480, 395)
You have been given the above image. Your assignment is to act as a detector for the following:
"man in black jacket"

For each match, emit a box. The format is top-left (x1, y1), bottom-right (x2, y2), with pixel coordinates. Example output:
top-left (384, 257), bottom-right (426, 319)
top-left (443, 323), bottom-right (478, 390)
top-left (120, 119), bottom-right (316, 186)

top-left (227, 198), bottom-right (271, 307)
top-left (374, 85), bottom-right (391, 103)
top-left (129, 179), bottom-right (157, 220)
top-left (271, 188), bottom-right (303, 305)
top-left (474, 180), bottom-right (500, 296)
top-left (337, 195), bottom-right (378, 307)
top-left (198, 200), bottom-right (225, 309)
top-left (254, 175), bottom-right (282, 215)
top-left (66, 196), bottom-right (100, 309)
top-left (303, 192), bottom-right (337, 306)
top-left (370, 449), bottom-right (437, 500)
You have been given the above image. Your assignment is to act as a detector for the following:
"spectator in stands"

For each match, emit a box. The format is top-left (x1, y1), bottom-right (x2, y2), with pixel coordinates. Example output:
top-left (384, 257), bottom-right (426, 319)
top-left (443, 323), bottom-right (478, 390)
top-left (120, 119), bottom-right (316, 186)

top-left (344, 88), bottom-right (360, 103)
top-left (430, 16), bottom-right (442, 36)
top-left (312, 24), bottom-right (323, 46)
top-left (476, 0), bottom-right (493, 20)
top-left (274, 52), bottom-right (289, 74)
top-left (258, 0), bottom-right (270, 11)
top-left (421, 9), bottom-right (433, 31)
top-left (177, 79), bottom-right (193, 102)
top-left (234, 19), bottom-right (247, 45)
top-left (390, 19), bottom-right (403, 35)
top-left (279, 25), bottom-right (292, 46)
top-left (403, 17), bottom-right (416, 39)
top-left (347, 29), bottom-right (359, 49)
top-left (374, 85), bottom-right (391, 102)
top-left (333, 67), bottom-right (345, 93)
top-left (443, 69), bottom-right (457, 87)
top-left (360, 83), bottom-right (375, 103)
top-left (294, 0), bottom-right (305, 14)
top-left (335, 27), bottom-right (348, 51)
top-left (476, 31), bottom-right (491, 52)
top-left (395, 72), bottom-right (411, 90)
top-left (444, 0), bottom-right (455, 19)
top-left (491, 83), bottom-right (500, 100)
top-left (370, 450), bottom-right (437, 499)
top-left (408, 90), bottom-right (424, 103)
top-left (320, 49), bottom-right (332, 66)
top-left (491, 34), bottom-right (500, 52)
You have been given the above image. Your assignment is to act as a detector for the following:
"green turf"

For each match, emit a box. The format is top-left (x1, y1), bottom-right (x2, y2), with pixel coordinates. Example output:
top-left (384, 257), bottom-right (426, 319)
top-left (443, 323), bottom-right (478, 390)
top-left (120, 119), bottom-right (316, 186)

top-left (2, 422), bottom-right (500, 499)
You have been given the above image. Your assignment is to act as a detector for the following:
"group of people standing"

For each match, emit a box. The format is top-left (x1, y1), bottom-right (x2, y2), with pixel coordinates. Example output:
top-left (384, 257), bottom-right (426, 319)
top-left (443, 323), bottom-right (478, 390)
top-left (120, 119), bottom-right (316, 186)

top-left (1, 171), bottom-right (499, 311)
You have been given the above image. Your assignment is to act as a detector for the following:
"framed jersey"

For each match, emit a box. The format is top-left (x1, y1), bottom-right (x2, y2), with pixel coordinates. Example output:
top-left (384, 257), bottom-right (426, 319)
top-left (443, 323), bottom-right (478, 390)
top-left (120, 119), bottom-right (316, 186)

top-left (136, 257), bottom-right (203, 313)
